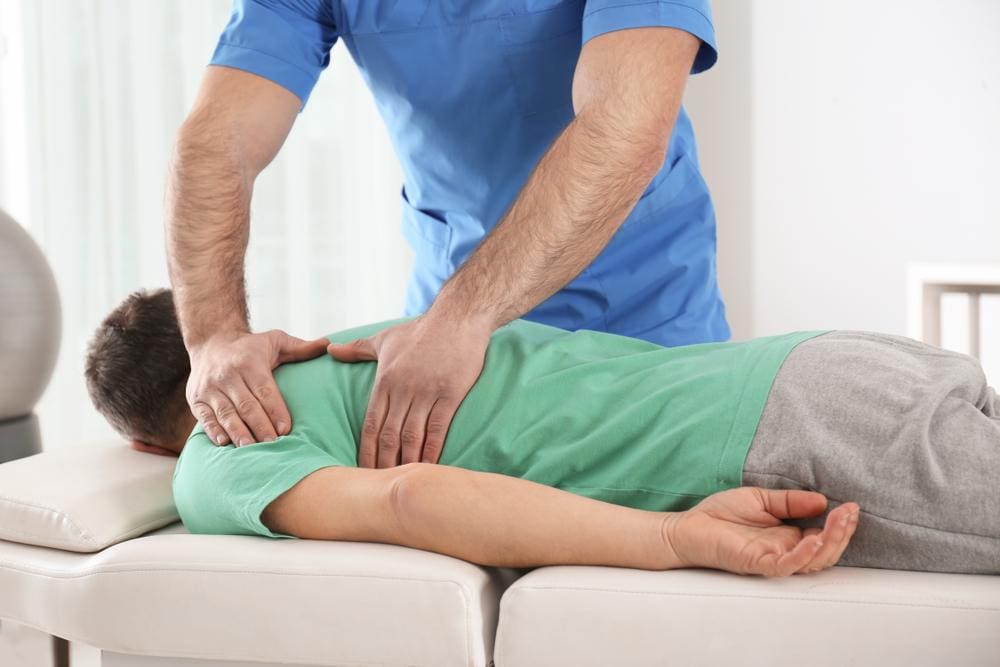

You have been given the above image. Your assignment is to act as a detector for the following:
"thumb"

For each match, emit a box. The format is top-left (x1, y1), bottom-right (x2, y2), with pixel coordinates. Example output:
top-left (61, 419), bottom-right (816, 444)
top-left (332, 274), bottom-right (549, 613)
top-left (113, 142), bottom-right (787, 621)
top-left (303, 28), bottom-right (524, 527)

top-left (274, 332), bottom-right (330, 364)
top-left (762, 488), bottom-right (829, 520)
top-left (327, 337), bottom-right (378, 363)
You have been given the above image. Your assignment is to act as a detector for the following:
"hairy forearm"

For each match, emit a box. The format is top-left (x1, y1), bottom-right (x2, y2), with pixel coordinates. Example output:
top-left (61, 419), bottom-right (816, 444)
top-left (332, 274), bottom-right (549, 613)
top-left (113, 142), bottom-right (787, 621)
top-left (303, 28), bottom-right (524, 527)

top-left (428, 28), bottom-right (697, 331)
top-left (431, 108), bottom-right (666, 329)
top-left (164, 67), bottom-right (300, 348)
top-left (165, 117), bottom-right (253, 345)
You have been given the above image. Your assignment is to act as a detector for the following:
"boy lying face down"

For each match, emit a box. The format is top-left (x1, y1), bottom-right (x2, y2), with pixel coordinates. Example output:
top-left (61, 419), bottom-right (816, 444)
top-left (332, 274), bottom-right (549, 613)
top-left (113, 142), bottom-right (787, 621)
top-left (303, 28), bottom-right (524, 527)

top-left (85, 289), bottom-right (1000, 577)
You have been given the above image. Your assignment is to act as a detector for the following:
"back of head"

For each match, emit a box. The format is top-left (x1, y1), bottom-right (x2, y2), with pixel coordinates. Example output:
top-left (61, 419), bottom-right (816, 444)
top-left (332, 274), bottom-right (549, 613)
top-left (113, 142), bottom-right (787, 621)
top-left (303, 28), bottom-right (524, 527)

top-left (85, 289), bottom-right (190, 445)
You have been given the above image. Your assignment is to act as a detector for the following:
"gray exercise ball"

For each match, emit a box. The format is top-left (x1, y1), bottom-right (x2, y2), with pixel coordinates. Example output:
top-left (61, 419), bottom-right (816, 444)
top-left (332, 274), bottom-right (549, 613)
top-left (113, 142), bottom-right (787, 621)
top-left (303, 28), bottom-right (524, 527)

top-left (0, 208), bottom-right (61, 462)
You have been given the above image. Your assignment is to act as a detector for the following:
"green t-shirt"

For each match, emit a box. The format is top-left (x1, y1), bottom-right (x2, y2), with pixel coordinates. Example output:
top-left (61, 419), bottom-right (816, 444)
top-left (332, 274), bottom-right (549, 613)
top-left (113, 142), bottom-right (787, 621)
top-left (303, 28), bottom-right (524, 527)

top-left (173, 318), bottom-right (826, 537)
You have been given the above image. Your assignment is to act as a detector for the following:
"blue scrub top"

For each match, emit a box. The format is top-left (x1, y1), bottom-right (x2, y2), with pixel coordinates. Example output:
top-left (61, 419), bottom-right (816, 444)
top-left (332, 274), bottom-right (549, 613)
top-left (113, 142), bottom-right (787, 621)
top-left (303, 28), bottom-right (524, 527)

top-left (211, 0), bottom-right (730, 346)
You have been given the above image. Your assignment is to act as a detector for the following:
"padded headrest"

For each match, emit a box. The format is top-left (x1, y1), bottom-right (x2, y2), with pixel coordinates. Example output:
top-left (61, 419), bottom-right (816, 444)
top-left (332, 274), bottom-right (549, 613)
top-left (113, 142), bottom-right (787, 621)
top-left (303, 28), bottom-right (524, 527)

top-left (0, 443), bottom-right (178, 552)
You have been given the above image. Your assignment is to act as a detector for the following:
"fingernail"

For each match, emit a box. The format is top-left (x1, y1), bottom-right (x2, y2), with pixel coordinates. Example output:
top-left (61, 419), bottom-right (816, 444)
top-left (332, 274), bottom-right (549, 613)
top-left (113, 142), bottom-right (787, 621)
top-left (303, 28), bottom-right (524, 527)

top-left (276, 421), bottom-right (288, 434)
top-left (841, 514), bottom-right (850, 526)
top-left (215, 435), bottom-right (225, 445)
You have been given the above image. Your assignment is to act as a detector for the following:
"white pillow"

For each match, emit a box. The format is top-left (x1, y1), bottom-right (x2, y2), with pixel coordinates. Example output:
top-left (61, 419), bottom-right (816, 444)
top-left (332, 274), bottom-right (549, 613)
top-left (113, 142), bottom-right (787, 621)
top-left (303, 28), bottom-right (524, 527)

top-left (0, 442), bottom-right (178, 552)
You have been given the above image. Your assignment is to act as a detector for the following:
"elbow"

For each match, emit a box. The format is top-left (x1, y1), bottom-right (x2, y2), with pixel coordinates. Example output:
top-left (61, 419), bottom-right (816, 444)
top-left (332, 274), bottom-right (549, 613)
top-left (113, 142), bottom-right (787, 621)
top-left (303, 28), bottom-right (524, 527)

top-left (582, 110), bottom-right (671, 184)
top-left (630, 119), bottom-right (672, 178)
top-left (171, 121), bottom-right (239, 175)
top-left (386, 462), bottom-right (433, 534)
top-left (169, 112), bottom-right (254, 186)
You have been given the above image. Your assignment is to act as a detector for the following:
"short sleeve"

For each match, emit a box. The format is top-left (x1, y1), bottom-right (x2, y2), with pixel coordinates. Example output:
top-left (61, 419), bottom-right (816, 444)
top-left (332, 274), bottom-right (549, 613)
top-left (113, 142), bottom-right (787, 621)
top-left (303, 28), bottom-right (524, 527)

top-left (173, 431), bottom-right (344, 538)
top-left (582, 0), bottom-right (718, 74)
top-left (210, 0), bottom-right (339, 107)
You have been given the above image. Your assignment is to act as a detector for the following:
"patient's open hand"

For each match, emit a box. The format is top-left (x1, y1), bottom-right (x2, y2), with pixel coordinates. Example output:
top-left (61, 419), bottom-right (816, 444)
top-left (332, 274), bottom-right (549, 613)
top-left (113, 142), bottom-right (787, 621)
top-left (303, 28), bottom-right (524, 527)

top-left (667, 488), bottom-right (860, 577)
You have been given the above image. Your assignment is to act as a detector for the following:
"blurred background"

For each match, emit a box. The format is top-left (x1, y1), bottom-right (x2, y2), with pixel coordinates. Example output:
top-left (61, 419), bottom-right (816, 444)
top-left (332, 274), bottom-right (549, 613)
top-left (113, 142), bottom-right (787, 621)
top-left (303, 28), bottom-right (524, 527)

top-left (1, 0), bottom-right (998, 449)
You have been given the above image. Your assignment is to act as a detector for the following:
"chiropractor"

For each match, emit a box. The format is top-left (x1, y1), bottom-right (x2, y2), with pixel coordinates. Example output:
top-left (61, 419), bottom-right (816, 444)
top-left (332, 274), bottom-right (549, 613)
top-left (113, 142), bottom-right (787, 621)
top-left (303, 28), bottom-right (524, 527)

top-left (166, 0), bottom-right (729, 467)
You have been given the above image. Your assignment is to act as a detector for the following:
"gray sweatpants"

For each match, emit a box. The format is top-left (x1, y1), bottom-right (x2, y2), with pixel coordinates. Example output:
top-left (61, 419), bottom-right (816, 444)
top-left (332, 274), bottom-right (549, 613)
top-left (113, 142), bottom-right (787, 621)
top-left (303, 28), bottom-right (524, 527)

top-left (742, 331), bottom-right (1000, 574)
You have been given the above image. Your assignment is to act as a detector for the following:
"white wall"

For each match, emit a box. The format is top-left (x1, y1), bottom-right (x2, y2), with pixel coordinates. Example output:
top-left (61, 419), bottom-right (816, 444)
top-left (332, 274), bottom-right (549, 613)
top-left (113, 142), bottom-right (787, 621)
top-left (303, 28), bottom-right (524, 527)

top-left (752, 0), bottom-right (1000, 337)
top-left (691, 1), bottom-right (1000, 355)
top-left (684, 1), bottom-right (754, 340)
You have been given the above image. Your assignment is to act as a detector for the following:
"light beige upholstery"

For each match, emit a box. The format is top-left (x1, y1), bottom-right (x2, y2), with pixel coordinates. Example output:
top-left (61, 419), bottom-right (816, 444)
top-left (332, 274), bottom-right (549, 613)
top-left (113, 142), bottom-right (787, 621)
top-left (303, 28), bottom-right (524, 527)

top-left (0, 523), bottom-right (514, 667)
top-left (0, 444), bottom-right (513, 666)
top-left (495, 565), bottom-right (1000, 666)
top-left (0, 445), bottom-right (177, 552)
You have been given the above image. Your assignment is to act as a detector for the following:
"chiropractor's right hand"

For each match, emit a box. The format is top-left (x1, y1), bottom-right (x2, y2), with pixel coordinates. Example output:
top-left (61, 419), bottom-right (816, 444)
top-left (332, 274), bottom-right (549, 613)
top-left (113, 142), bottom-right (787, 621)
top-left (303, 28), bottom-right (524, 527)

top-left (186, 330), bottom-right (329, 446)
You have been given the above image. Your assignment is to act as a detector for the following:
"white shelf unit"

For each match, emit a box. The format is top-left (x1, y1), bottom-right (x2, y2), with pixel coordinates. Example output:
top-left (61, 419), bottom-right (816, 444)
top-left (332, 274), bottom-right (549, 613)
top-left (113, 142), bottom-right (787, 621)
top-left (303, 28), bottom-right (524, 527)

top-left (908, 263), bottom-right (1000, 360)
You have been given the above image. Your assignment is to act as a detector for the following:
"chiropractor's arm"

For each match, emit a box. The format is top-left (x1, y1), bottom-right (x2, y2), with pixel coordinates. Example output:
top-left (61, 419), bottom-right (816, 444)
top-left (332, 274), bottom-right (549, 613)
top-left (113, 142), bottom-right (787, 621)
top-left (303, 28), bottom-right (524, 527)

top-left (166, 67), bottom-right (328, 447)
top-left (264, 464), bottom-right (860, 576)
top-left (329, 28), bottom-right (702, 467)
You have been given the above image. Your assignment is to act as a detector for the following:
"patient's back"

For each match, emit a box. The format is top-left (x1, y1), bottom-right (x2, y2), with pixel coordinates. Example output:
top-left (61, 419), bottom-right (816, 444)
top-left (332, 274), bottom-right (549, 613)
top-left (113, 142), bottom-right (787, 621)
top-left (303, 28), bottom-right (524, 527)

top-left (173, 317), bottom-right (824, 536)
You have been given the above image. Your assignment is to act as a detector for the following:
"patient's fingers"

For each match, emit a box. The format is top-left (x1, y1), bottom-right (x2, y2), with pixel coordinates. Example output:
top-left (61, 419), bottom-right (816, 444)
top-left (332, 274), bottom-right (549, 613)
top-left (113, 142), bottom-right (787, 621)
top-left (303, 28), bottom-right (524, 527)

top-left (376, 393), bottom-right (410, 468)
top-left (359, 389), bottom-right (389, 468)
top-left (421, 398), bottom-right (458, 464)
top-left (757, 535), bottom-right (824, 578)
top-left (819, 507), bottom-right (859, 570)
top-left (400, 399), bottom-right (434, 465)
top-left (796, 503), bottom-right (859, 574)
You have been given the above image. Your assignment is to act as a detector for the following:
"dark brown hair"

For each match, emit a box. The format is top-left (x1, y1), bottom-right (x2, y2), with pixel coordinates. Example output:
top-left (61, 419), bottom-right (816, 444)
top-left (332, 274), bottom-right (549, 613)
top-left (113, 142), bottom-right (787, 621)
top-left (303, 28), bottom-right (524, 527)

top-left (84, 288), bottom-right (190, 444)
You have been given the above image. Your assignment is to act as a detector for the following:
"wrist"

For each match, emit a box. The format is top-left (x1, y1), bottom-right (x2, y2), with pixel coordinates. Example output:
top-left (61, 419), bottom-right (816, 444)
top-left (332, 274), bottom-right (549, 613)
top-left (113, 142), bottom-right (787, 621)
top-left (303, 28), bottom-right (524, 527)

top-left (185, 323), bottom-right (249, 353)
top-left (655, 512), bottom-right (689, 570)
top-left (423, 300), bottom-right (498, 338)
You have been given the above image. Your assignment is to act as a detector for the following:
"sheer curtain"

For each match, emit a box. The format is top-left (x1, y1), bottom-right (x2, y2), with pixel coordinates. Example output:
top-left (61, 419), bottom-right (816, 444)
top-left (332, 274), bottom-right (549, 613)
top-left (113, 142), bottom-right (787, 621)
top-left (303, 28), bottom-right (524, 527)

top-left (0, 0), bottom-right (410, 449)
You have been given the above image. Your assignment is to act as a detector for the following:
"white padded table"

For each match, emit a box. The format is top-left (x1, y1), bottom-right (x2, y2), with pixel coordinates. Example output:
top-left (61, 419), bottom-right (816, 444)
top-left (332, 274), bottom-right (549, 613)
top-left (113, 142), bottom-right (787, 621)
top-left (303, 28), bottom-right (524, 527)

top-left (495, 565), bottom-right (1000, 666)
top-left (3, 446), bottom-right (999, 666)
top-left (0, 522), bottom-right (513, 667)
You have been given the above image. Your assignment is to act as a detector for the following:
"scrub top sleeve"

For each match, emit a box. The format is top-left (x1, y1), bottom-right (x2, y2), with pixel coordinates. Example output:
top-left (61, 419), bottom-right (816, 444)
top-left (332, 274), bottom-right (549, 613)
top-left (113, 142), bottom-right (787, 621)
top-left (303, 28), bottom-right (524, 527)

top-left (582, 0), bottom-right (718, 74)
top-left (210, 0), bottom-right (339, 107)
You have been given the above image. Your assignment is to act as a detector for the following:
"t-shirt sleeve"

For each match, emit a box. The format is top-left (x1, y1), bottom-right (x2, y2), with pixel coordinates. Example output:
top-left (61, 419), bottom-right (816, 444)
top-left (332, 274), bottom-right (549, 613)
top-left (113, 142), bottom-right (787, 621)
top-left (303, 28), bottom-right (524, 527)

top-left (173, 431), bottom-right (345, 538)
top-left (582, 0), bottom-right (718, 74)
top-left (210, 0), bottom-right (340, 107)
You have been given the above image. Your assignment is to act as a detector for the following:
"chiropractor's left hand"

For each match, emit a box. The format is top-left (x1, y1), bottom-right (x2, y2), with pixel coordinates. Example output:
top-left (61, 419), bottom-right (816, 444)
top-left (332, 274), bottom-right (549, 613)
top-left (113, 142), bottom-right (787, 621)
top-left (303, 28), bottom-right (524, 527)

top-left (327, 313), bottom-right (492, 467)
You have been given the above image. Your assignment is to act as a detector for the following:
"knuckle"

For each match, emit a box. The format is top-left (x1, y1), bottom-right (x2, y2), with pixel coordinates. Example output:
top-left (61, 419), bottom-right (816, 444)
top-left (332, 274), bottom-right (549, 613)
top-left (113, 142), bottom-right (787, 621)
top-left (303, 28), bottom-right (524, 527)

top-left (362, 417), bottom-right (380, 436)
top-left (235, 397), bottom-right (260, 415)
top-left (426, 416), bottom-right (450, 435)
top-left (215, 403), bottom-right (236, 420)
top-left (191, 402), bottom-right (214, 420)
top-left (219, 422), bottom-right (244, 439)
top-left (232, 354), bottom-right (253, 370)
top-left (251, 384), bottom-right (272, 401)
top-left (378, 431), bottom-right (398, 450)
top-left (399, 429), bottom-right (421, 447)
top-left (217, 413), bottom-right (241, 429)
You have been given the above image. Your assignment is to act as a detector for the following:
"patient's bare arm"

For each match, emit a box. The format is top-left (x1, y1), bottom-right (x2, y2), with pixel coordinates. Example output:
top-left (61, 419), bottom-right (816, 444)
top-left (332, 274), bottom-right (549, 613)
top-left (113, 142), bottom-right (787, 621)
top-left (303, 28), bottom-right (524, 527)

top-left (262, 464), bottom-right (859, 577)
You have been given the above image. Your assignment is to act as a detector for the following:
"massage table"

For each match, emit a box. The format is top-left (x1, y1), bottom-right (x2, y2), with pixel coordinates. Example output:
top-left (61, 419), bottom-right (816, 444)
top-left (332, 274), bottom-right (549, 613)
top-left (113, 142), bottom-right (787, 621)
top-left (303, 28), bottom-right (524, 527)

top-left (1, 443), bottom-right (998, 667)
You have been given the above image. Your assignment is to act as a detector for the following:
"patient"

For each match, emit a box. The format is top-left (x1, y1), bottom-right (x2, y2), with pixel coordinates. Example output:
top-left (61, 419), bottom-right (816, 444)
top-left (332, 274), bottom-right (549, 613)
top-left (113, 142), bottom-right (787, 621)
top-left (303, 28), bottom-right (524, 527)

top-left (85, 289), bottom-right (1000, 577)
